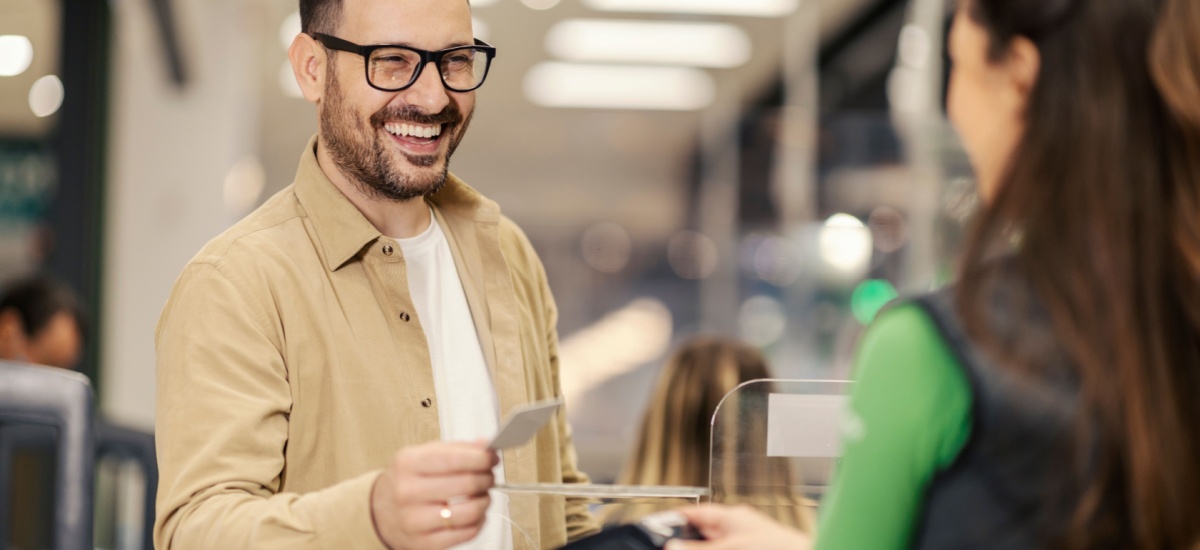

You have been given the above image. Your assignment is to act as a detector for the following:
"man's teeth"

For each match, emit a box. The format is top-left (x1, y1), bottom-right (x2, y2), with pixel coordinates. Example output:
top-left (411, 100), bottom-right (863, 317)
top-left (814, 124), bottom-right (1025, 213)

top-left (384, 123), bottom-right (442, 139)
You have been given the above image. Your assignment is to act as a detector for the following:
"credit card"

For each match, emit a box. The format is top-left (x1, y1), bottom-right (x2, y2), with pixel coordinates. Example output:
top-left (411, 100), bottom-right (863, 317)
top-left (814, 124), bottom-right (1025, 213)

top-left (489, 397), bottom-right (563, 450)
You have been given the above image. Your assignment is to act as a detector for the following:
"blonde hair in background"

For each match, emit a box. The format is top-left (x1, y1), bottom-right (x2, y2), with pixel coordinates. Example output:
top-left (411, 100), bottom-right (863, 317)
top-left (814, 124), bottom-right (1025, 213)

top-left (604, 337), bottom-right (815, 533)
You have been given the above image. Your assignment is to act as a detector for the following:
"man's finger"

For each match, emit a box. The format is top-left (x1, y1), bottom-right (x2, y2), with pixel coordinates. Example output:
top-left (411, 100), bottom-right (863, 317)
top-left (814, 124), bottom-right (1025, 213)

top-left (396, 442), bottom-right (496, 475)
top-left (405, 495), bottom-right (492, 536)
top-left (395, 472), bottom-right (494, 504)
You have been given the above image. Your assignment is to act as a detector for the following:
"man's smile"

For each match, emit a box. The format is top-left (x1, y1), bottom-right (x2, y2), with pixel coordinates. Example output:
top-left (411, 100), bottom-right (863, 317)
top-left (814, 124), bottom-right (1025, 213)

top-left (383, 121), bottom-right (447, 155)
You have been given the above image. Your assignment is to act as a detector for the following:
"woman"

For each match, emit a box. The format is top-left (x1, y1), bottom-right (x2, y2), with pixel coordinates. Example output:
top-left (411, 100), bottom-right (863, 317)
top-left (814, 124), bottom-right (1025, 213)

top-left (669, 0), bottom-right (1200, 548)
top-left (605, 337), bottom-right (815, 533)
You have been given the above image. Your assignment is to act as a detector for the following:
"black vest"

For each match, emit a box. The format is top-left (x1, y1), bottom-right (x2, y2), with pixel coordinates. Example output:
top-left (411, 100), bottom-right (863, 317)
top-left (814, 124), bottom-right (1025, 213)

top-left (908, 288), bottom-right (1087, 550)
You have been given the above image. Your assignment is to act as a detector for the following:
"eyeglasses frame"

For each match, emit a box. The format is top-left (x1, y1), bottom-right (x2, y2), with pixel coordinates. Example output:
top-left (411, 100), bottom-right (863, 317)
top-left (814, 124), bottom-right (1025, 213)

top-left (310, 32), bottom-right (498, 93)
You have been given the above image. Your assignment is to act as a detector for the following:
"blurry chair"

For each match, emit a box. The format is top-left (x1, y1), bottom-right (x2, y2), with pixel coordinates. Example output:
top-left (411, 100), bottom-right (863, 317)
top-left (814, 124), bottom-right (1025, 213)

top-left (0, 360), bottom-right (95, 550)
top-left (96, 422), bottom-right (157, 549)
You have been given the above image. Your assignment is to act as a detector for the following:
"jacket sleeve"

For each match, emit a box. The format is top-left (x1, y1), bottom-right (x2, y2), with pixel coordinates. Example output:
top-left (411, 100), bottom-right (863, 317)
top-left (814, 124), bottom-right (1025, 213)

top-left (154, 261), bottom-right (386, 549)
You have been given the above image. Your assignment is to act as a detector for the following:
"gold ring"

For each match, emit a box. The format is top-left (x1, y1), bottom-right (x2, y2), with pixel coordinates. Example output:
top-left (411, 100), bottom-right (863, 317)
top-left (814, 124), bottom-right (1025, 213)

top-left (440, 504), bottom-right (453, 530)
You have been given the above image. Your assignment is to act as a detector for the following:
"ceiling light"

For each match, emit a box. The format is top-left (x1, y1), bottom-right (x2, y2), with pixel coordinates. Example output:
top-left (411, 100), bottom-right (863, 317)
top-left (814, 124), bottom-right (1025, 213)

top-left (582, 0), bottom-right (798, 18)
top-left (0, 35), bottom-right (34, 77)
top-left (524, 62), bottom-right (715, 111)
top-left (29, 75), bottom-right (64, 118)
top-left (472, 0), bottom-right (500, 6)
top-left (546, 19), bottom-right (750, 68)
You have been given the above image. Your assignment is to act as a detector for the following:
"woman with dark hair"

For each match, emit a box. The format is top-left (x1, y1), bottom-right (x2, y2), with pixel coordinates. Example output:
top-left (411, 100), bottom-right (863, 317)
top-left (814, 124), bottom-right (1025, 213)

top-left (666, 0), bottom-right (1200, 548)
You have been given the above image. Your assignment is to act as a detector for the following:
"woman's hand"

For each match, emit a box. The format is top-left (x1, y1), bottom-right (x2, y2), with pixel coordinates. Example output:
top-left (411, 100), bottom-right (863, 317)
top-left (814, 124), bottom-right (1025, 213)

top-left (665, 504), bottom-right (813, 550)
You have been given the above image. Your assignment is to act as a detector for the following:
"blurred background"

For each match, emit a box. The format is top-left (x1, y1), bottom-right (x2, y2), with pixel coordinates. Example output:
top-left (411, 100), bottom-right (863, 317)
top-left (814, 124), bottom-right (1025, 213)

top-left (0, 0), bottom-right (974, 493)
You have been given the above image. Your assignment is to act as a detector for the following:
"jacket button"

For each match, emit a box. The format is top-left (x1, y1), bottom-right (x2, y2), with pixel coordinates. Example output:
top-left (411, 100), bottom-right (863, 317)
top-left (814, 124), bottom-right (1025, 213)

top-left (399, 312), bottom-right (411, 322)
top-left (382, 244), bottom-right (394, 256)
top-left (421, 398), bottom-right (433, 408)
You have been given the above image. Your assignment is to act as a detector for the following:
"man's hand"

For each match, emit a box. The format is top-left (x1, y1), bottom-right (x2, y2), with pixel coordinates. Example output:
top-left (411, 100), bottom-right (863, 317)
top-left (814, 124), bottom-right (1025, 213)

top-left (665, 504), bottom-right (813, 550)
top-left (370, 440), bottom-right (499, 550)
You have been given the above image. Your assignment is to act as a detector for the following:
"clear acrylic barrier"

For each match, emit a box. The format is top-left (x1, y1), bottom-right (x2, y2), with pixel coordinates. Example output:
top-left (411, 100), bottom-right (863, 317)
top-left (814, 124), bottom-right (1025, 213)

top-left (491, 483), bottom-right (707, 549)
top-left (709, 379), bottom-right (852, 529)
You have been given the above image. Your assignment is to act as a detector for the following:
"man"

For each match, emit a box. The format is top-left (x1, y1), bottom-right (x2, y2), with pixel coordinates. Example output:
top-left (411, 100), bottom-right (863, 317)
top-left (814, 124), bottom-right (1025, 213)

top-left (0, 275), bottom-right (84, 370)
top-left (153, 0), bottom-right (596, 548)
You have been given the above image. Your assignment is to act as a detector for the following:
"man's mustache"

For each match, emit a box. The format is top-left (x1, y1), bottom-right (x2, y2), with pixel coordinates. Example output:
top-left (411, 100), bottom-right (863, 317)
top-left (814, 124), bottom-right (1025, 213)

top-left (371, 104), bottom-right (462, 128)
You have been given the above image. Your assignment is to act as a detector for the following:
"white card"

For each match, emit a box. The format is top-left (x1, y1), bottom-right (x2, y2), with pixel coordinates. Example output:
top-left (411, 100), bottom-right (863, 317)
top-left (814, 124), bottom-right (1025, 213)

top-left (488, 398), bottom-right (563, 450)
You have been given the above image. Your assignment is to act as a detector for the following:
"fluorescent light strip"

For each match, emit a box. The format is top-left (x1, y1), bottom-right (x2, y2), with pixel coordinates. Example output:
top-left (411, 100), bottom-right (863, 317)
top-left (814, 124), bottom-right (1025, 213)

top-left (582, 0), bottom-right (798, 18)
top-left (524, 62), bottom-right (715, 111)
top-left (546, 19), bottom-right (750, 68)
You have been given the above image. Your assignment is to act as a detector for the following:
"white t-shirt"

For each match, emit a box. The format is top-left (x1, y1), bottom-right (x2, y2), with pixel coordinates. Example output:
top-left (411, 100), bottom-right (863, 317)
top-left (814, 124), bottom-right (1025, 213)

top-left (394, 212), bottom-right (512, 550)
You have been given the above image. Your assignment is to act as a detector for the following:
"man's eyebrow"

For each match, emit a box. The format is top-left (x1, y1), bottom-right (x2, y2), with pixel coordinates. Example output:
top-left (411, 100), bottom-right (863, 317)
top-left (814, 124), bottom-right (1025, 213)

top-left (376, 40), bottom-right (474, 49)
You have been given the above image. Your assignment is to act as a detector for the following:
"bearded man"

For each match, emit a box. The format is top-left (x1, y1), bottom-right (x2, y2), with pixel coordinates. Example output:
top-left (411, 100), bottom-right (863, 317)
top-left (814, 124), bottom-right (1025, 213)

top-left (153, 0), bottom-right (596, 548)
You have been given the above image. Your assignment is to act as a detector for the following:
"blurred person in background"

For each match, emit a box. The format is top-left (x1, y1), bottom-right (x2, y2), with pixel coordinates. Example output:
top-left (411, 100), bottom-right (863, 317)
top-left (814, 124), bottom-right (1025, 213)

top-left (668, 0), bottom-right (1200, 548)
top-left (154, 0), bottom-right (595, 548)
top-left (0, 274), bottom-right (85, 550)
top-left (604, 336), bottom-right (815, 534)
top-left (0, 274), bottom-right (84, 370)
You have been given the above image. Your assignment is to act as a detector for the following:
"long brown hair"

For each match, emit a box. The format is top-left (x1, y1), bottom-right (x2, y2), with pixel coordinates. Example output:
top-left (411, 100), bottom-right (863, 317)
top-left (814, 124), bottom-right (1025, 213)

top-left (608, 337), bottom-right (814, 532)
top-left (956, 0), bottom-right (1200, 547)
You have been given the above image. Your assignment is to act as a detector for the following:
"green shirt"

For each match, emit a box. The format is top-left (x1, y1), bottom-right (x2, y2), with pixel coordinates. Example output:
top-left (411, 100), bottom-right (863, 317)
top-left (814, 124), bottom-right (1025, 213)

top-left (813, 303), bottom-right (973, 550)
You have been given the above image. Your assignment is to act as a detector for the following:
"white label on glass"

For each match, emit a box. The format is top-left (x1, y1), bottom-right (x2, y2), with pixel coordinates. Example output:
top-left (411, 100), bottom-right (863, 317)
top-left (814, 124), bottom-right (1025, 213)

top-left (766, 393), bottom-right (847, 458)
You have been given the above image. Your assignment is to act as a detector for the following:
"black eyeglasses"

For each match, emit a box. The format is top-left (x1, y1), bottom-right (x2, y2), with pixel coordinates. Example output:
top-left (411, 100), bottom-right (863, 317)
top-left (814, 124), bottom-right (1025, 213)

top-left (311, 33), bottom-right (497, 93)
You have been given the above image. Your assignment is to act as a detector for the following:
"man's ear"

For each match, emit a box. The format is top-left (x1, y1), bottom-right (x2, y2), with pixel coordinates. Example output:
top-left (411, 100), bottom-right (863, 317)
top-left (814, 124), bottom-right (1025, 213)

top-left (1005, 35), bottom-right (1041, 107)
top-left (288, 33), bottom-right (328, 103)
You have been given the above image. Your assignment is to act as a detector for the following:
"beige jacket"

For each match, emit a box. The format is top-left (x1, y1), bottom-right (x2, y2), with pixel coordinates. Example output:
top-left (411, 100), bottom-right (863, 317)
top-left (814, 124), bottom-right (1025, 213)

top-left (155, 136), bottom-right (598, 549)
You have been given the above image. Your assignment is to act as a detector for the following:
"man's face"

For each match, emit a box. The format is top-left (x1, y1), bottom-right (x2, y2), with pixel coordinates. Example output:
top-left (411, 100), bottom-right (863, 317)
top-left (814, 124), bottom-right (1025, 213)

top-left (26, 312), bottom-right (82, 370)
top-left (0, 309), bottom-right (82, 370)
top-left (319, 0), bottom-right (477, 202)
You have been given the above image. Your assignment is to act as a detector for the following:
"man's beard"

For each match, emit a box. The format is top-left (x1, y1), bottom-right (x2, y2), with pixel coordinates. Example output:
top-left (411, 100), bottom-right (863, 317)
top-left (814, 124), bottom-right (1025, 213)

top-left (319, 68), bottom-right (473, 202)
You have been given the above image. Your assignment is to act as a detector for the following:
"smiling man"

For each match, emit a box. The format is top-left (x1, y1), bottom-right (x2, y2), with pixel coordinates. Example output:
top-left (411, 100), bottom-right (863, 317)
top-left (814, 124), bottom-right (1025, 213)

top-left (153, 0), bottom-right (596, 548)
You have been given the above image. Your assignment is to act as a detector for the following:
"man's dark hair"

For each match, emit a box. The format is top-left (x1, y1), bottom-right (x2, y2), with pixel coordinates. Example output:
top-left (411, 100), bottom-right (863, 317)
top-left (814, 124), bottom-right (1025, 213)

top-left (299, 0), bottom-right (343, 34)
top-left (0, 275), bottom-right (85, 339)
top-left (299, 0), bottom-right (472, 35)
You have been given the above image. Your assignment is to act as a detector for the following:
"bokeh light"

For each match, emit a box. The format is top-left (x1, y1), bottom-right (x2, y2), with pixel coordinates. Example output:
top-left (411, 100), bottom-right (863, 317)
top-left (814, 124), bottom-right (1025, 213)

top-left (279, 11), bottom-right (300, 50)
top-left (667, 230), bottom-right (718, 280)
top-left (739, 295), bottom-right (787, 347)
top-left (818, 213), bottom-right (873, 278)
top-left (0, 35), bottom-right (34, 77)
top-left (28, 75), bottom-right (64, 118)
top-left (223, 156), bottom-right (267, 216)
top-left (851, 279), bottom-right (898, 325)
top-left (580, 222), bottom-right (633, 274)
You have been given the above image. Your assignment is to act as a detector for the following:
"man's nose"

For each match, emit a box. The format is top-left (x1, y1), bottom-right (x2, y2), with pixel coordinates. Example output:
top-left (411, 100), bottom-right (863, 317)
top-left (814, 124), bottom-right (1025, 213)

top-left (401, 61), bottom-right (451, 114)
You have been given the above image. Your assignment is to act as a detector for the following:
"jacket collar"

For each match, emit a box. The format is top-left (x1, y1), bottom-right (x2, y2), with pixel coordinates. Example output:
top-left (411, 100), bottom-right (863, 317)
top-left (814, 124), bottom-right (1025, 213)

top-left (292, 134), bottom-right (501, 271)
